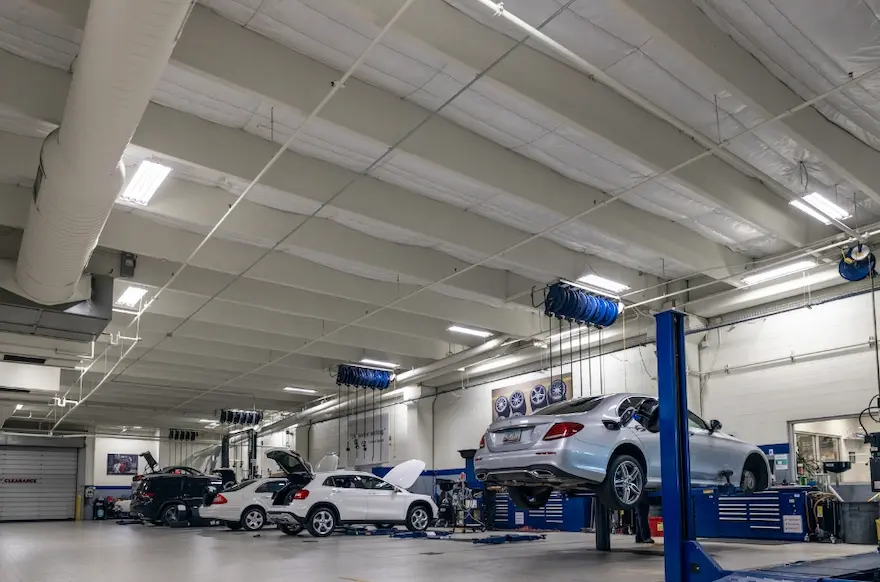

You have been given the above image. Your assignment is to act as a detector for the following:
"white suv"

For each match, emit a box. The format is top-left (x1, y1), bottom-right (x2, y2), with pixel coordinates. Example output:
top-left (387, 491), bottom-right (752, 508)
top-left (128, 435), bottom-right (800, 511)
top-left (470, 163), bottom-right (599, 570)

top-left (268, 459), bottom-right (437, 537)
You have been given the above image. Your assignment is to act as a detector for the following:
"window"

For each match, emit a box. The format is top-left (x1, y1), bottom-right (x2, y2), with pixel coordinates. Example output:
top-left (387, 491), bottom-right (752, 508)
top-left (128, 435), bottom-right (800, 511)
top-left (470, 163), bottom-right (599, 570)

top-left (224, 479), bottom-right (257, 493)
top-left (539, 395), bottom-right (607, 416)
top-left (688, 412), bottom-right (709, 431)
top-left (355, 476), bottom-right (395, 491)
top-left (255, 480), bottom-right (287, 494)
top-left (617, 396), bottom-right (645, 417)
top-left (324, 475), bottom-right (359, 489)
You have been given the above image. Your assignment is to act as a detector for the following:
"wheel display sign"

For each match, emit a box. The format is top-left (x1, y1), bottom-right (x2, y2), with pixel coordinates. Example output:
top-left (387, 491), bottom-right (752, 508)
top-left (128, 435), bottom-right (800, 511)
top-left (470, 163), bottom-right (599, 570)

top-left (491, 375), bottom-right (572, 420)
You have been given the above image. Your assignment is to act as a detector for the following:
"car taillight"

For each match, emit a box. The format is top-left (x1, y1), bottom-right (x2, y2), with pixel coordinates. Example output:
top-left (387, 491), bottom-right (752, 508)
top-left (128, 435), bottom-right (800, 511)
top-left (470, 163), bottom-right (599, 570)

top-left (213, 494), bottom-right (228, 504)
top-left (141, 492), bottom-right (155, 499)
top-left (132, 475), bottom-right (144, 482)
top-left (293, 489), bottom-right (310, 500)
top-left (479, 434), bottom-right (486, 448)
top-left (543, 422), bottom-right (584, 441)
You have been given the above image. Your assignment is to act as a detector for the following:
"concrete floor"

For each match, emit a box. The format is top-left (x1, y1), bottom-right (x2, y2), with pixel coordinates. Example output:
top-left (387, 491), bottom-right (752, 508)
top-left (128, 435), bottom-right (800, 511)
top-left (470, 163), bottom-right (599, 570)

top-left (0, 522), bottom-right (874, 582)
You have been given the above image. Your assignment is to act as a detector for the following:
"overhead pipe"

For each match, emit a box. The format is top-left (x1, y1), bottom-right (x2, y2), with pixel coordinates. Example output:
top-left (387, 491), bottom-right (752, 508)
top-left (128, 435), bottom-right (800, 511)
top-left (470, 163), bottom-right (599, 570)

top-left (15, 0), bottom-right (194, 304)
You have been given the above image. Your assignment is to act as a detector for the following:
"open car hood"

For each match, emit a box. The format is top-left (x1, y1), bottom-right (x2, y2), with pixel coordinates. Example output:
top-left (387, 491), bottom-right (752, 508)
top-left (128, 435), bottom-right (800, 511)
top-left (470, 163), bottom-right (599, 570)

top-left (383, 459), bottom-right (425, 490)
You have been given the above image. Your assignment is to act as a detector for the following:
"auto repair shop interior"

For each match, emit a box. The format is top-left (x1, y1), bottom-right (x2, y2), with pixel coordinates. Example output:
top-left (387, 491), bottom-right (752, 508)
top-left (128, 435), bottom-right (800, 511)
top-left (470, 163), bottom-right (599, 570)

top-left (8, 1), bottom-right (880, 581)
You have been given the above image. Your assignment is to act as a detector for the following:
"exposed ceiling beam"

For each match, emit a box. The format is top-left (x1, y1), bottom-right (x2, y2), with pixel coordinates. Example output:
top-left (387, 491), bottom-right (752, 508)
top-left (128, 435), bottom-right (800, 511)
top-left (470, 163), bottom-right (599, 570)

top-left (0, 181), bottom-right (543, 338)
top-left (349, 0), bottom-right (814, 248)
top-left (614, 0), bottom-right (880, 205)
top-left (13, 2), bottom-right (745, 279)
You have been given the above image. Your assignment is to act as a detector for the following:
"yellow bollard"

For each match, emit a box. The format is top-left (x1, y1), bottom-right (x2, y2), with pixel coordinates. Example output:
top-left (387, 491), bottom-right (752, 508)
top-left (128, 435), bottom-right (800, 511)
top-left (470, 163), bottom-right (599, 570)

top-left (75, 495), bottom-right (82, 521)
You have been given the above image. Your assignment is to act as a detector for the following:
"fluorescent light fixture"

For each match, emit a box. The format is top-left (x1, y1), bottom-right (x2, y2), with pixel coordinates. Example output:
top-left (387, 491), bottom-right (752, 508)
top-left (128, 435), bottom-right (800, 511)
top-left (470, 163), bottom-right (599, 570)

top-left (560, 279), bottom-right (621, 300)
top-left (15, 404), bottom-right (23, 411)
top-left (359, 359), bottom-right (398, 369)
top-left (198, 419), bottom-right (215, 423)
top-left (462, 356), bottom-right (522, 375)
top-left (577, 274), bottom-right (630, 293)
top-left (741, 260), bottom-right (816, 285)
top-left (790, 193), bottom-right (851, 225)
top-left (115, 286), bottom-right (147, 308)
top-left (803, 193), bottom-right (851, 220)
top-left (448, 325), bottom-right (493, 338)
top-left (284, 387), bottom-right (318, 395)
top-left (119, 160), bottom-right (171, 206)
top-left (112, 307), bottom-right (139, 315)
top-left (132, 426), bottom-right (142, 429)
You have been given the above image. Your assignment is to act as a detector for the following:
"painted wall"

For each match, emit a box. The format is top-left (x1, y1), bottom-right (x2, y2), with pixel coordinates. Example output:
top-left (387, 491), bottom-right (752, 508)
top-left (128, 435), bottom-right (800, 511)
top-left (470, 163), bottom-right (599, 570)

top-left (91, 435), bottom-right (159, 486)
top-left (701, 293), bottom-right (880, 445)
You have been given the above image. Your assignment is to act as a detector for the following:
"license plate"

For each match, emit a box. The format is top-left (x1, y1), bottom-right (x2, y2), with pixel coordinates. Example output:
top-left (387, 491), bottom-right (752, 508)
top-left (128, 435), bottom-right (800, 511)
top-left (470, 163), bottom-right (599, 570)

top-left (503, 429), bottom-right (522, 443)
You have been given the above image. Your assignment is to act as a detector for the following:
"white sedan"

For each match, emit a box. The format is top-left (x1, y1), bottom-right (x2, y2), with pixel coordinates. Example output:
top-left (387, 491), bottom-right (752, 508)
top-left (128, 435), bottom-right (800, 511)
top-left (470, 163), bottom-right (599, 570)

top-left (200, 477), bottom-right (289, 531)
top-left (268, 459), bottom-right (437, 537)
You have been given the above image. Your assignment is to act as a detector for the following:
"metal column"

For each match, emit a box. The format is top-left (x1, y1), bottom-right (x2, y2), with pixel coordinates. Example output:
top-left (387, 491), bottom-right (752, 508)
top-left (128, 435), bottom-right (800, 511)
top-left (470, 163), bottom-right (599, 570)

top-left (220, 435), bottom-right (230, 468)
top-left (656, 311), bottom-right (724, 582)
top-left (594, 498), bottom-right (611, 551)
top-left (247, 429), bottom-right (258, 479)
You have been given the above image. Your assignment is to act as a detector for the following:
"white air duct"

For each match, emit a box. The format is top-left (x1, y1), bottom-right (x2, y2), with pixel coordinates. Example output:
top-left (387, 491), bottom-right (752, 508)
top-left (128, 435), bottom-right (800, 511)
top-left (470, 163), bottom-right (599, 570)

top-left (14, 0), bottom-right (193, 305)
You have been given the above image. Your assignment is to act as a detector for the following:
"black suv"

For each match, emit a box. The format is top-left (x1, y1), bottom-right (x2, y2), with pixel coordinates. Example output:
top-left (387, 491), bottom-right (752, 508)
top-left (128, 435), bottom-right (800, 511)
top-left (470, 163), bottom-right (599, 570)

top-left (131, 473), bottom-right (217, 526)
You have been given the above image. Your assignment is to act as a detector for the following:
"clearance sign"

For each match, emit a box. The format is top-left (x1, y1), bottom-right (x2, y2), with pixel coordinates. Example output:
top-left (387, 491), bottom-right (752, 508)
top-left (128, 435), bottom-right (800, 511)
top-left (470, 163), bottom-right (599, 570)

top-left (1, 478), bottom-right (39, 484)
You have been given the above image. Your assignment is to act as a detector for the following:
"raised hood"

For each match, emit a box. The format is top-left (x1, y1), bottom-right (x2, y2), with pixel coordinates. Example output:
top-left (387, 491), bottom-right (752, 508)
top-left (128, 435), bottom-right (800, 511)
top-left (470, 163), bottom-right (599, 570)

top-left (383, 459), bottom-right (425, 490)
top-left (266, 449), bottom-right (338, 477)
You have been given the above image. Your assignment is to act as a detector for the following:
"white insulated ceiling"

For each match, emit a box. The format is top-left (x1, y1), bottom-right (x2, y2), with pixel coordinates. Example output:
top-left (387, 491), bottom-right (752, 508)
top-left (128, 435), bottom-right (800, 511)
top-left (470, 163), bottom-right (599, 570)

top-left (0, 0), bottom-right (877, 429)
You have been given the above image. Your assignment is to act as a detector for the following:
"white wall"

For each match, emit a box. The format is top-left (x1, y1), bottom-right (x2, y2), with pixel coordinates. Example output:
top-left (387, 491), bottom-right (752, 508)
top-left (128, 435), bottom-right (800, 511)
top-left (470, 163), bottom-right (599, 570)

top-left (701, 293), bottom-right (880, 445)
top-left (92, 436), bottom-right (159, 486)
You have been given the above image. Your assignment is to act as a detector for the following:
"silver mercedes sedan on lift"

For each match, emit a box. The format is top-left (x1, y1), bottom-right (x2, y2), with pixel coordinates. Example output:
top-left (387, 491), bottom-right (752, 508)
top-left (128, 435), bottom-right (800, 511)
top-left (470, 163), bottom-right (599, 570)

top-left (474, 392), bottom-right (771, 510)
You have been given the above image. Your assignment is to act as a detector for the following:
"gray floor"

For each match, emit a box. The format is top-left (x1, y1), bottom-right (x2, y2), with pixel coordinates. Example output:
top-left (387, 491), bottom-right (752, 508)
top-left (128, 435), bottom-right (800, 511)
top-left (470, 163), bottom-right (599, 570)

top-left (0, 522), bottom-right (873, 582)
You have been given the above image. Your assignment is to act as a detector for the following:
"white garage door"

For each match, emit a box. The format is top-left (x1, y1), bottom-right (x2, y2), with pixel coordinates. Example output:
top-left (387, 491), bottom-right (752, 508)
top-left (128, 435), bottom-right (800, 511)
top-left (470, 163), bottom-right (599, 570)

top-left (0, 446), bottom-right (78, 521)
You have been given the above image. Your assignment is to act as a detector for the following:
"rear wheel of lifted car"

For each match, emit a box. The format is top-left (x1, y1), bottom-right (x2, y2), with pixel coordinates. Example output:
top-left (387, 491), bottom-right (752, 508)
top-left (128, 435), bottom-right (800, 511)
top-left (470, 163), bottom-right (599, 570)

top-left (406, 504), bottom-right (431, 532)
top-left (599, 453), bottom-right (645, 511)
top-left (306, 506), bottom-right (337, 537)
top-left (279, 524), bottom-right (304, 536)
top-left (507, 486), bottom-right (553, 510)
top-left (241, 506), bottom-right (266, 531)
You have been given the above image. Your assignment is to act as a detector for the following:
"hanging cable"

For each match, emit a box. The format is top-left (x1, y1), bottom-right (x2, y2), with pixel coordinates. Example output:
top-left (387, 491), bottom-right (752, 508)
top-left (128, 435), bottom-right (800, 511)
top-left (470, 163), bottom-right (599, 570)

top-left (587, 327), bottom-right (593, 396)
top-left (372, 389), bottom-right (377, 463)
top-left (578, 323), bottom-right (584, 398)
top-left (337, 381), bottom-right (342, 456)
top-left (598, 328), bottom-right (605, 395)
top-left (872, 271), bottom-right (880, 403)
top-left (548, 314), bottom-right (554, 388)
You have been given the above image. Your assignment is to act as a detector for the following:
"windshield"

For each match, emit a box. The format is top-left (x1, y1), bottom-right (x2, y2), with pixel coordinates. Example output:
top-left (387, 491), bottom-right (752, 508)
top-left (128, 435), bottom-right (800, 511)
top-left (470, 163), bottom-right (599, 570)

top-left (537, 395), bottom-right (606, 416)
top-left (222, 479), bottom-right (256, 492)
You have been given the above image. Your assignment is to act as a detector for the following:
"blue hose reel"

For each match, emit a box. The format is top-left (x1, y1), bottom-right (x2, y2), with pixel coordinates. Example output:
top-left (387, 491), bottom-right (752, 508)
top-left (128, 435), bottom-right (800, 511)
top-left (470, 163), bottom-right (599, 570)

top-left (336, 364), bottom-right (393, 389)
top-left (544, 283), bottom-right (620, 327)
top-left (839, 244), bottom-right (876, 282)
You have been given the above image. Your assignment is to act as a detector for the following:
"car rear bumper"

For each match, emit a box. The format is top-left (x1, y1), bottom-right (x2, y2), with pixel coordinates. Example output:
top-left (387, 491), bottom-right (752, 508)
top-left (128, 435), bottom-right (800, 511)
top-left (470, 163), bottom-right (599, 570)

top-left (268, 510), bottom-right (305, 525)
top-left (198, 505), bottom-right (233, 521)
top-left (474, 445), bottom-right (610, 487)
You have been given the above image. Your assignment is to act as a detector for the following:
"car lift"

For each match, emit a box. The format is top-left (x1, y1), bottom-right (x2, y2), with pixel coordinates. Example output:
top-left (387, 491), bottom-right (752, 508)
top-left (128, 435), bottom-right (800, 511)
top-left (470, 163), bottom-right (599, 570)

top-left (653, 310), bottom-right (880, 582)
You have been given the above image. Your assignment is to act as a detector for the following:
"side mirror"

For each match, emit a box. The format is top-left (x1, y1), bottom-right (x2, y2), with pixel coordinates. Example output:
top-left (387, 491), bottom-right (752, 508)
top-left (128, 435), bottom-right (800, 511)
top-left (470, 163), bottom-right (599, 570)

top-left (709, 419), bottom-right (722, 433)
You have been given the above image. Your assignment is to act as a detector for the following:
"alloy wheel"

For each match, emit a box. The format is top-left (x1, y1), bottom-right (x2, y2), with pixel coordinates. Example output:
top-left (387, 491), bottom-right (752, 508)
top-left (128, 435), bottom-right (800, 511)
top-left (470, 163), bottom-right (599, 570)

top-left (244, 509), bottom-right (264, 530)
top-left (613, 459), bottom-right (643, 505)
top-left (312, 509), bottom-right (335, 535)
top-left (411, 508), bottom-right (429, 531)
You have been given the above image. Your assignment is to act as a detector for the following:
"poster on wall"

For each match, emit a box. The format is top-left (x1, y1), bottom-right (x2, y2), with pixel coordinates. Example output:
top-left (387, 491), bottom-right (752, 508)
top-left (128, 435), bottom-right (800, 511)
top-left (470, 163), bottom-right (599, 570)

top-left (491, 375), bottom-right (573, 420)
top-left (346, 412), bottom-right (389, 468)
top-left (106, 453), bottom-right (139, 475)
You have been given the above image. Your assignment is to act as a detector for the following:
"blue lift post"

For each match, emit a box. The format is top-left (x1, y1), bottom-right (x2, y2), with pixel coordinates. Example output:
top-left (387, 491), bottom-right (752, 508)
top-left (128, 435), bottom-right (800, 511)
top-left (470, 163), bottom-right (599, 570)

top-left (656, 310), bottom-right (725, 582)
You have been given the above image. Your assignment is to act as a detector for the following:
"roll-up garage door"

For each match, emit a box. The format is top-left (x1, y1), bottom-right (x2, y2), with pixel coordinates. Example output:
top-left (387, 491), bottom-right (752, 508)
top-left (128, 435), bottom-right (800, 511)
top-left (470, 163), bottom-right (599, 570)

top-left (0, 446), bottom-right (77, 521)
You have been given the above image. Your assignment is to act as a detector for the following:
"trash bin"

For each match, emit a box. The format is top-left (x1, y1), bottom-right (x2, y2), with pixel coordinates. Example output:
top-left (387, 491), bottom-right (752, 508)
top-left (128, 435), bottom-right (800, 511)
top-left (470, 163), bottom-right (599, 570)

top-left (840, 502), bottom-right (878, 544)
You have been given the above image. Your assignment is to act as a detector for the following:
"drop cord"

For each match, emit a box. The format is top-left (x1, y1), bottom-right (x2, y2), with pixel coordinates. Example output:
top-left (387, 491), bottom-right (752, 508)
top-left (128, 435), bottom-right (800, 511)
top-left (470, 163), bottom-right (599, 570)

top-left (578, 323), bottom-right (584, 398)
top-left (599, 329), bottom-right (605, 395)
top-left (587, 327), bottom-right (593, 396)
top-left (872, 271), bottom-right (880, 403)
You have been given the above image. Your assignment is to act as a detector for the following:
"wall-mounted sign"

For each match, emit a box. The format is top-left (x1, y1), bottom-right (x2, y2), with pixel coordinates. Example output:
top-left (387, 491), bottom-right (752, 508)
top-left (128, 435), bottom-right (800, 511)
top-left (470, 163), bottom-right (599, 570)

top-left (107, 453), bottom-right (139, 475)
top-left (1, 478), bottom-right (38, 484)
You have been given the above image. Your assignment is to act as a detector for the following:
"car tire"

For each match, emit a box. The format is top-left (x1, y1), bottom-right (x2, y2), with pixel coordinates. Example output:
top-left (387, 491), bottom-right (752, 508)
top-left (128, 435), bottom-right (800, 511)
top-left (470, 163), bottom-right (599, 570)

top-left (406, 504), bottom-right (431, 532)
top-left (306, 506), bottom-right (337, 537)
top-left (510, 390), bottom-right (527, 415)
top-left (279, 524), bottom-right (304, 536)
top-left (530, 385), bottom-right (548, 410)
top-left (507, 486), bottom-right (553, 510)
top-left (241, 506), bottom-right (267, 531)
top-left (549, 379), bottom-right (567, 404)
top-left (494, 395), bottom-right (510, 418)
top-left (161, 504), bottom-right (184, 527)
top-left (599, 454), bottom-right (645, 511)
top-left (740, 469), bottom-right (757, 494)
top-left (225, 521), bottom-right (242, 531)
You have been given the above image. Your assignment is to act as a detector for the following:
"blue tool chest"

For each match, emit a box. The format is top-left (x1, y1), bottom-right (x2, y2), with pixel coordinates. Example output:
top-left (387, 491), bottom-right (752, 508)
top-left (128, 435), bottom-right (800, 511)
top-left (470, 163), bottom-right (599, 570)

top-left (693, 487), bottom-right (810, 541)
top-left (493, 491), bottom-right (590, 532)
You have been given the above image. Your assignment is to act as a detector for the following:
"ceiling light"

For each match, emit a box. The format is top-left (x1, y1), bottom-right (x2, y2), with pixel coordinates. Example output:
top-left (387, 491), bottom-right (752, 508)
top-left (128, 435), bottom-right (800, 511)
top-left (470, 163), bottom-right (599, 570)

top-left (359, 359), bottom-right (398, 369)
top-left (115, 286), bottom-right (147, 308)
top-left (198, 419), bottom-right (215, 423)
top-left (463, 356), bottom-right (522, 375)
top-left (790, 200), bottom-right (831, 225)
top-left (118, 160), bottom-right (171, 206)
top-left (741, 260), bottom-right (816, 285)
top-left (448, 325), bottom-right (493, 338)
top-left (284, 387), bottom-right (318, 395)
top-left (132, 426), bottom-right (142, 429)
top-left (577, 274), bottom-right (630, 293)
top-left (803, 193), bottom-right (851, 221)
top-left (15, 404), bottom-right (23, 411)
